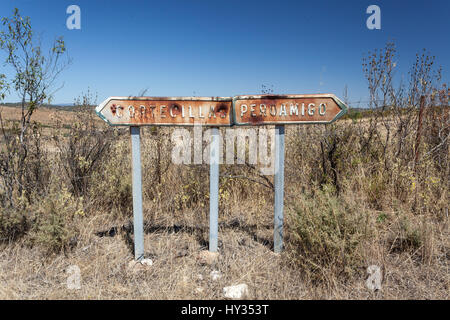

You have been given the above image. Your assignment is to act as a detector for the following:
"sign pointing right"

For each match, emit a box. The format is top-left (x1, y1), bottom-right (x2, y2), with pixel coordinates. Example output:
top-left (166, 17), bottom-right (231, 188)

top-left (233, 94), bottom-right (348, 126)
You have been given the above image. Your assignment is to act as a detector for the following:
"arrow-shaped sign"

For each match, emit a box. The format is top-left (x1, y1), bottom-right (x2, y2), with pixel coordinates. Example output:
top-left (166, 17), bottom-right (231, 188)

top-left (96, 94), bottom-right (348, 126)
top-left (233, 94), bottom-right (348, 125)
top-left (95, 96), bottom-right (233, 126)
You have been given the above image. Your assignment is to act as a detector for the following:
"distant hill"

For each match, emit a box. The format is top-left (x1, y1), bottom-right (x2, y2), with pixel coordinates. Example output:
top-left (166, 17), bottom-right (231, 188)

top-left (1, 102), bottom-right (95, 112)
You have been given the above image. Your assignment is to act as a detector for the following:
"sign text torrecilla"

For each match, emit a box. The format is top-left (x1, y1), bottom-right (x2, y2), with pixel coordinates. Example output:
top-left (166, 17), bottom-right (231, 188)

top-left (96, 97), bottom-right (232, 126)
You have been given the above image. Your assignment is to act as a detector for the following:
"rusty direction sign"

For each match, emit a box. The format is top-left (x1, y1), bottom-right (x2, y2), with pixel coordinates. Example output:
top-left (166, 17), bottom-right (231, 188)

top-left (98, 93), bottom-right (349, 258)
top-left (96, 94), bottom-right (348, 127)
top-left (233, 94), bottom-right (348, 125)
top-left (96, 96), bottom-right (233, 126)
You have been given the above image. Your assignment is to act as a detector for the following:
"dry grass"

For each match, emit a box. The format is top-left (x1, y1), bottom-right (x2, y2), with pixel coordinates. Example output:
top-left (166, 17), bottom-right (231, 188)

top-left (0, 103), bottom-right (449, 300)
top-left (0, 210), bottom-right (447, 299)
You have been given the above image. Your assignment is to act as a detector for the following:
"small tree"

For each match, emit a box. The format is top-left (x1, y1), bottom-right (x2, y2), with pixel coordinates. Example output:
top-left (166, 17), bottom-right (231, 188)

top-left (362, 42), bottom-right (444, 166)
top-left (0, 8), bottom-right (70, 207)
top-left (0, 73), bottom-right (6, 100)
top-left (53, 89), bottom-right (113, 198)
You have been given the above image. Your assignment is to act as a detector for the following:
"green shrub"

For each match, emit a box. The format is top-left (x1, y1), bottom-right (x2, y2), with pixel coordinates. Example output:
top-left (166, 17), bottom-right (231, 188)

top-left (88, 138), bottom-right (133, 217)
top-left (287, 187), bottom-right (371, 283)
top-left (29, 188), bottom-right (84, 253)
top-left (389, 215), bottom-right (423, 253)
top-left (0, 207), bottom-right (29, 242)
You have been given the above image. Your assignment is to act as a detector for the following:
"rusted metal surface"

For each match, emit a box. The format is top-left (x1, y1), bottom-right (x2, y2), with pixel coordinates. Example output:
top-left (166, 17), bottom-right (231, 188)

top-left (97, 94), bottom-right (348, 127)
top-left (233, 94), bottom-right (348, 125)
top-left (96, 97), bottom-right (233, 126)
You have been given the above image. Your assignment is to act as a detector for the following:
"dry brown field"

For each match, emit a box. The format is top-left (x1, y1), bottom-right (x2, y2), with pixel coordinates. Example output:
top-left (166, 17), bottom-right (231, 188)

top-left (0, 104), bottom-right (448, 300)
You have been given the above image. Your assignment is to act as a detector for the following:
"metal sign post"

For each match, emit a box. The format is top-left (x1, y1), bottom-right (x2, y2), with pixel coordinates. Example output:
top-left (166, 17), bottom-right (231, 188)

top-left (209, 128), bottom-right (220, 252)
top-left (96, 94), bottom-right (348, 259)
top-left (273, 125), bottom-right (285, 253)
top-left (233, 94), bottom-right (348, 253)
top-left (96, 97), bottom-right (233, 260)
top-left (130, 126), bottom-right (144, 261)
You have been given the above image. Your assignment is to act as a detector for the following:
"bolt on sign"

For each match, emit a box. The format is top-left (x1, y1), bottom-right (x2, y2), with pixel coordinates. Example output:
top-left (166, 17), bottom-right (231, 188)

top-left (233, 94), bottom-right (347, 125)
top-left (96, 96), bottom-right (233, 126)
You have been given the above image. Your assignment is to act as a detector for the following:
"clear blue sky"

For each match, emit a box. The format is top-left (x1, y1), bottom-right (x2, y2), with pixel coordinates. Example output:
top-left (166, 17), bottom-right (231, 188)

top-left (0, 0), bottom-right (448, 106)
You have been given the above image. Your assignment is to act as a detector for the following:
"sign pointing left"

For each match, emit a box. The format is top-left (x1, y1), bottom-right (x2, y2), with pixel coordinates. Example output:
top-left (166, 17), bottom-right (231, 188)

top-left (96, 96), bottom-right (233, 126)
